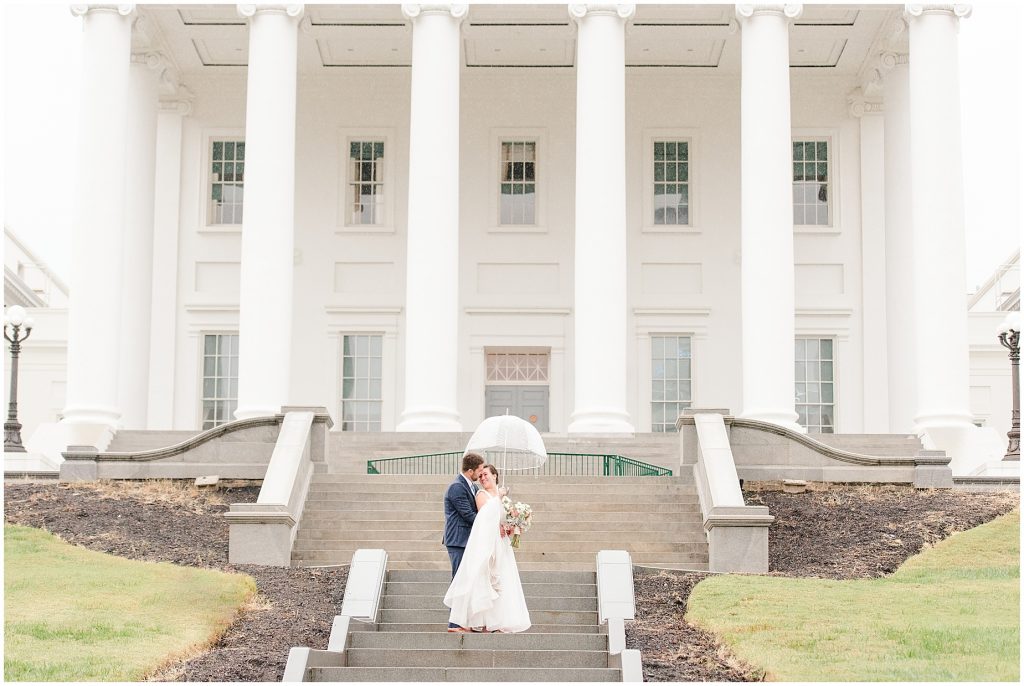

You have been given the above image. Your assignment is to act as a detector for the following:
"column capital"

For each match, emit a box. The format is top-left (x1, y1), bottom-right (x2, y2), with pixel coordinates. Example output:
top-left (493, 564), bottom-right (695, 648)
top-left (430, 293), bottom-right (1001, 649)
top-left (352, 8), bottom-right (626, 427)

top-left (159, 93), bottom-right (194, 116)
top-left (905, 4), bottom-right (972, 20)
top-left (568, 4), bottom-right (636, 22)
top-left (735, 4), bottom-right (803, 22)
top-left (848, 88), bottom-right (884, 118)
top-left (401, 4), bottom-right (469, 21)
top-left (237, 4), bottom-right (304, 20)
top-left (130, 50), bottom-right (165, 71)
top-left (71, 4), bottom-right (135, 18)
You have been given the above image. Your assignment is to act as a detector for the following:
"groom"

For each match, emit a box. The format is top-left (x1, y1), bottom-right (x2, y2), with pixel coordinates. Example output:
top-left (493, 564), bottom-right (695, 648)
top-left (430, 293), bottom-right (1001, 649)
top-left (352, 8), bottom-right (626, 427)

top-left (443, 452), bottom-right (484, 632)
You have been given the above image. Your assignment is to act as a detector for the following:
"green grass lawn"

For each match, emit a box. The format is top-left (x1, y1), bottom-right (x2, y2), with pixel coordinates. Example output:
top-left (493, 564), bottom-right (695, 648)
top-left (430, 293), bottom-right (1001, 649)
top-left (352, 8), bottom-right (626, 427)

top-left (4, 524), bottom-right (255, 681)
top-left (687, 509), bottom-right (1020, 681)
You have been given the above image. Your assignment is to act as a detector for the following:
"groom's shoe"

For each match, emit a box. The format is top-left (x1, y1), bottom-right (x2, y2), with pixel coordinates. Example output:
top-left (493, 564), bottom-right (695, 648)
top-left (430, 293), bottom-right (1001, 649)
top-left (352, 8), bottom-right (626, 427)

top-left (447, 623), bottom-right (469, 633)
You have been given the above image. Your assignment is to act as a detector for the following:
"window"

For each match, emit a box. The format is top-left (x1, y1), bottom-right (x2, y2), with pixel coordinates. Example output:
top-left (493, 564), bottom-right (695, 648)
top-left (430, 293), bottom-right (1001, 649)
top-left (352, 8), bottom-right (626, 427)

top-left (342, 334), bottom-right (383, 431)
top-left (795, 338), bottom-right (835, 433)
top-left (500, 141), bottom-right (536, 225)
top-left (651, 335), bottom-right (692, 432)
top-left (348, 141), bottom-right (384, 225)
top-left (486, 352), bottom-right (549, 384)
top-left (792, 139), bottom-right (830, 226)
top-left (209, 140), bottom-right (245, 225)
top-left (201, 334), bottom-right (238, 429)
top-left (653, 141), bottom-right (690, 225)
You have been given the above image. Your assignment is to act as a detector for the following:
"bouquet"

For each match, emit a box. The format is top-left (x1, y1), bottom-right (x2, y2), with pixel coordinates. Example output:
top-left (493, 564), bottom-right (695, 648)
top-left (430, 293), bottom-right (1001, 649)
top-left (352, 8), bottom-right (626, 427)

top-left (501, 496), bottom-right (533, 549)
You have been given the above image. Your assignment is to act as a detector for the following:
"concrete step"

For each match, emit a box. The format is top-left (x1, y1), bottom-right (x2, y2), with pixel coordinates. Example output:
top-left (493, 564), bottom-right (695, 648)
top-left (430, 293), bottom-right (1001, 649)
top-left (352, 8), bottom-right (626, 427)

top-left (384, 582), bottom-right (596, 598)
top-left (381, 595), bottom-right (598, 612)
top-left (345, 647), bottom-right (607, 668)
top-left (302, 500), bottom-right (700, 512)
top-left (295, 550), bottom-right (708, 565)
top-left (107, 430), bottom-right (200, 452)
top-left (310, 666), bottom-right (620, 681)
top-left (295, 527), bottom-right (705, 542)
top-left (349, 631), bottom-right (606, 650)
top-left (379, 609), bottom-right (597, 626)
top-left (365, 560), bottom-right (702, 572)
top-left (294, 541), bottom-right (706, 555)
top-left (307, 483), bottom-right (695, 495)
top-left (375, 622), bottom-right (601, 634)
top-left (295, 519), bottom-right (702, 533)
top-left (303, 492), bottom-right (698, 504)
top-left (311, 474), bottom-right (689, 485)
top-left (387, 570), bottom-right (595, 584)
top-left (299, 508), bottom-right (700, 522)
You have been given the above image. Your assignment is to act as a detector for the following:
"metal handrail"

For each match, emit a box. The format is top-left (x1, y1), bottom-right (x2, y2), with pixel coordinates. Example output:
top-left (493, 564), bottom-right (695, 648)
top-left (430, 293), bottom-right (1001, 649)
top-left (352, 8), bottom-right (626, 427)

top-left (366, 451), bottom-right (672, 477)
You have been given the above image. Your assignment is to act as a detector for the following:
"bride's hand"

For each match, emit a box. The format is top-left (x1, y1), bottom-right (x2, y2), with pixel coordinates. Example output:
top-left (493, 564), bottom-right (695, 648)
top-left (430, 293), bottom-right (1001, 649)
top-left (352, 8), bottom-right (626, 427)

top-left (498, 486), bottom-right (508, 497)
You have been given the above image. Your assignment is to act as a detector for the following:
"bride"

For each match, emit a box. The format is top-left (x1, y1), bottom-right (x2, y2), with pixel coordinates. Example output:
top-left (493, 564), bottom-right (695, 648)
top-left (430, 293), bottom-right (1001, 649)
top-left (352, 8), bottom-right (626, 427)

top-left (443, 464), bottom-right (531, 633)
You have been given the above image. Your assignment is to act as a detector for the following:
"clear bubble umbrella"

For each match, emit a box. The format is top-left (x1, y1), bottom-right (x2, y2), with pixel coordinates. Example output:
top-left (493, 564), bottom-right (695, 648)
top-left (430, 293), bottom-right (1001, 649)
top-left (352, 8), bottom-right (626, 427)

top-left (464, 414), bottom-right (548, 487)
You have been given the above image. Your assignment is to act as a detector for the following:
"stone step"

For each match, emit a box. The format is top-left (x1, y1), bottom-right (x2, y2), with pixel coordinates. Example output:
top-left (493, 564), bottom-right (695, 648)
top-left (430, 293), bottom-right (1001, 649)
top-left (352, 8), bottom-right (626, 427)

top-left (387, 570), bottom-right (595, 584)
top-left (381, 595), bottom-right (598, 612)
top-left (301, 500), bottom-right (700, 512)
top-left (295, 527), bottom-right (705, 542)
top-left (310, 666), bottom-right (620, 682)
top-left (307, 483), bottom-right (694, 495)
top-left (379, 609), bottom-right (598, 626)
top-left (303, 492), bottom-right (697, 504)
top-left (384, 582), bottom-right (596, 598)
top-left (349, 631), bottom-right (606, 651)
top-left (295, 550), bottom-right (708, 565)
top-left (345, 647), bottom-right (608, 669)
top-left (312, 475), bottom-right (688, 485)
top-left (370, 560), bottom-right (709, 573)
top-left (374, 623), bottom-right (601, 634)
top-left (107, 430), bottom-right (200, 451)
top-left (294, 540), bottom-right (706, 555)
top-left (298, 509), bottom-right (702, 523)
top-left (292, 522), bottom-right (700, 536)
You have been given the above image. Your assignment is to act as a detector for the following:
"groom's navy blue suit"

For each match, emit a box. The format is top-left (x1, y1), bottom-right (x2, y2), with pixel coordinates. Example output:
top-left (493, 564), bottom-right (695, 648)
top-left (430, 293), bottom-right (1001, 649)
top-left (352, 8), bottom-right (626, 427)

top-left (443, 475), bottom-right (478, 577)
top-left (444, 474), bottom-right (478, 630)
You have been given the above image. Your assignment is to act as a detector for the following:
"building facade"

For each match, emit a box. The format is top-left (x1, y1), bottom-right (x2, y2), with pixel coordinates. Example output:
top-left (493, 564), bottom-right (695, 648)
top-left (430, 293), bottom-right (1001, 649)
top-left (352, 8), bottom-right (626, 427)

top-left (12, 3), bottom-right (1018, 474)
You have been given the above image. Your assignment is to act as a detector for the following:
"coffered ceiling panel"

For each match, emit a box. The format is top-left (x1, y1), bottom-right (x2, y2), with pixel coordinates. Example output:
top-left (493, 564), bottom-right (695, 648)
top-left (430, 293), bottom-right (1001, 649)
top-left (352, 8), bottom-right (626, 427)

top-left (316, 25), bottom-right (410, 67)
top-left (627, 25), bottom-right (728, 67)
top-left (464, 25), bottom-right (574, 68)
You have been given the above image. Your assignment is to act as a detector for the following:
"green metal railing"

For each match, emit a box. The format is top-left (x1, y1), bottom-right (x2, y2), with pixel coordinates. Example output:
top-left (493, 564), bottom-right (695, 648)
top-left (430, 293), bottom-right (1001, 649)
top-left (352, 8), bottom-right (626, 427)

top-left (366, 451), bottom-right (672, 477)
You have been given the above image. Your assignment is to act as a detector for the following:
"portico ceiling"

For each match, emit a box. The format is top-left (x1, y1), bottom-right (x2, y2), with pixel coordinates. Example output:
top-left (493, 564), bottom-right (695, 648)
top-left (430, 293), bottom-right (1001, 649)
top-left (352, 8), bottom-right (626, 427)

top-left (138, 3), bottom-right (901, 79)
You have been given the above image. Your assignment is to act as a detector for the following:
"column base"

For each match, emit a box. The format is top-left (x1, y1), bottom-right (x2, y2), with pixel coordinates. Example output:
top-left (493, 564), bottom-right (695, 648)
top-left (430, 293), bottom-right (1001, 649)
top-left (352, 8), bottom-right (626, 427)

top-left (567, 409), bottom-right (634, 435)
top-left (234, 405), bottom-right (282, 421)
top-left (60, 405), bottom-right (121, 429)
top-left (397, 406), bottom-right (462, 432)
top-left (738, 408), bottom-right (804, 433)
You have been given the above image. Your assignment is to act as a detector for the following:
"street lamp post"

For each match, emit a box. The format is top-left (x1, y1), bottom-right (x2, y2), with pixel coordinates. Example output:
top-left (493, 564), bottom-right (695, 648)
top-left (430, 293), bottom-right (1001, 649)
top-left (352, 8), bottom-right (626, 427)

top-left (998, 313), bottom-right (1020, 461)
top-left (4, 305), bottom-right (34, 453)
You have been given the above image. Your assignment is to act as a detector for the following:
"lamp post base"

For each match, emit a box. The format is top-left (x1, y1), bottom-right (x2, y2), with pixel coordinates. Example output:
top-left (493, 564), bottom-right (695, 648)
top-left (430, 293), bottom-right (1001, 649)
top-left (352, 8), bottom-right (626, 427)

top-left (4, 420), bottom-right (26, 452)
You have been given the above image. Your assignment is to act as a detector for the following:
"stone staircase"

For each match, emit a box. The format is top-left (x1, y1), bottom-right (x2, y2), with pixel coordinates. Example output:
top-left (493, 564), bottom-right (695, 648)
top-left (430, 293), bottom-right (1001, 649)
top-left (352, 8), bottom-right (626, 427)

top-left (307, 568), bottom-right (623, 682)
top-left (292, 474), bottom-right (708, 571)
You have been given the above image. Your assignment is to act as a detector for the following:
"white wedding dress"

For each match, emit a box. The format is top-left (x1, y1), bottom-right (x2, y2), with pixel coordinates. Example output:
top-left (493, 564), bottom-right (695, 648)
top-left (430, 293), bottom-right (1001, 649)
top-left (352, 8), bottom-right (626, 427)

top-left (443, 490), bottom-right (531, 632)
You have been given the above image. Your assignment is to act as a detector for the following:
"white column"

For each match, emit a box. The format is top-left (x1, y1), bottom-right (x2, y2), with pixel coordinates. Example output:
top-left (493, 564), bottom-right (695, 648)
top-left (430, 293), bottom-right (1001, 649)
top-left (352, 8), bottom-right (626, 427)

top-left (147, 98), bottom-right (189, 429)
top-left (233, 4), bottom-right (303, 420)
top-left (850, 91), bottom-right (890, 432)
top-left (117, 51), bottom-right (161, 429)
top-left (881, 51), bottom-right (917, 434)
top-left (735, 4), bottom-right (802, 431)
top-left (62, 4), bottom-right (134, 429)
top-left (905, 4), bottom-right (976, 468)
top-left (567, 4), bottom-right (635, 434)
top-left (396, 3), bottom-right (466, 432)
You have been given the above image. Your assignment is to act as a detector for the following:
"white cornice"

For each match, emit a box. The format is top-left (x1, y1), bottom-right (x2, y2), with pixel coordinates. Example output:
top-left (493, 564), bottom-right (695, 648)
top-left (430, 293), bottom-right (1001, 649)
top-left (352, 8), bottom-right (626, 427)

top-left (735, 4), bottom-right (803, 22)
top-left (568, 4), bottom-right (636, 22)
top-left (401, 4), bottom-right (469, 20)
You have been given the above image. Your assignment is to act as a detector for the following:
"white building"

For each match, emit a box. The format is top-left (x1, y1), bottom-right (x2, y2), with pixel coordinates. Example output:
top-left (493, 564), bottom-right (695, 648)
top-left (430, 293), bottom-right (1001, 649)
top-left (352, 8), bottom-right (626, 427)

top-left (4, 3), bottom-right (1019, 475)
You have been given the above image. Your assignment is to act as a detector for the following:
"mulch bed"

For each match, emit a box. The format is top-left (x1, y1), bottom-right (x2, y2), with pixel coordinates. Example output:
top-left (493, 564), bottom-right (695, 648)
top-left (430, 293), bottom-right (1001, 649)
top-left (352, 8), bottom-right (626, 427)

top-left (2, 480), bottom-right (347, 682)
top-left (627, 484), bottom-right (1019, 682)
top-left (4, 480), bottom-right (1018, 682)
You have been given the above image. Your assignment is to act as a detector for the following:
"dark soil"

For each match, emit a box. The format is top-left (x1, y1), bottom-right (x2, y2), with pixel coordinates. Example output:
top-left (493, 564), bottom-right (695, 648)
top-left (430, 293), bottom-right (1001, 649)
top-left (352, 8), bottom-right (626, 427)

top-left (3, 480), bottom-right (347, 682)
top-left (627, 484), bottom-right (1019, 682)
top-left (4, 480), bottom-right (1018, 682)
